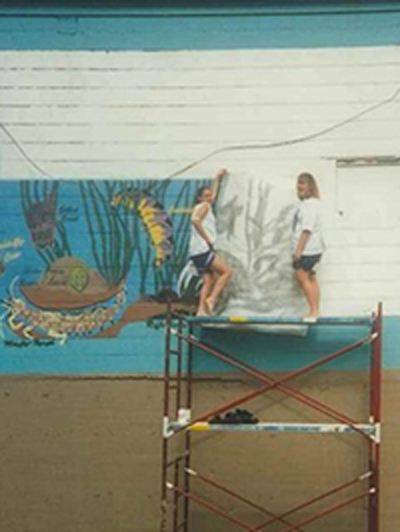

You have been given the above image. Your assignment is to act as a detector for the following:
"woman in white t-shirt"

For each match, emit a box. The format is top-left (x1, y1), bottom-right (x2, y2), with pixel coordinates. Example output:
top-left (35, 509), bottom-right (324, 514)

top-left (190, 168), bottom-right (232, 316)
top-left (292, 172), bottom-right (324, 320)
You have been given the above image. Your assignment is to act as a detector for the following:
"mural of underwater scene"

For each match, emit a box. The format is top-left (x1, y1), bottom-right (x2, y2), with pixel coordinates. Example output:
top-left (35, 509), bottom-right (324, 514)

top-left (0, 179), bottom-right (212, 350)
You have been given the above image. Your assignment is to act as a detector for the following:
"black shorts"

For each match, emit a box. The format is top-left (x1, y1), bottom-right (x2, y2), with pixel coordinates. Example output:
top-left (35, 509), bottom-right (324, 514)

top-left (191, 250), bottom-right (216, 274)
top-left (292, 254), bottom-right (322, 272)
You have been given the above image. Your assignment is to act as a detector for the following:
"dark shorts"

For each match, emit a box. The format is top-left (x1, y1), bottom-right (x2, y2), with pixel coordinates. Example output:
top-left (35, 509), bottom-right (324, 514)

top-left (191, 250), bottom-right (216, 275)
top-left (292, 254), bottom-right (322, 272)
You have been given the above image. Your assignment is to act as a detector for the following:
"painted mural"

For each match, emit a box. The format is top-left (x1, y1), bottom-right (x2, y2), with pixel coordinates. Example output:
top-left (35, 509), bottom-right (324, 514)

top-left (0, 173), bottom-right (311, 348)
top-left (0, 178), bottom-right (213, 347)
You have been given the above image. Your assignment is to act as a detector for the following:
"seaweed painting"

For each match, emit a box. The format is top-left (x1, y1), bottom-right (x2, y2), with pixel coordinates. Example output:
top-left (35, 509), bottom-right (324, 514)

top-left (78, 180), bottom-right (133, 288)
top-left (1, 178), bottom-right (209, 343)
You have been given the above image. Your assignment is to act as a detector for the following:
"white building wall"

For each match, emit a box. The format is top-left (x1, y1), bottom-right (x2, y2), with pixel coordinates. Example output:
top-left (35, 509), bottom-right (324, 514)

top-left (1, 46), bottom-right (400, 315)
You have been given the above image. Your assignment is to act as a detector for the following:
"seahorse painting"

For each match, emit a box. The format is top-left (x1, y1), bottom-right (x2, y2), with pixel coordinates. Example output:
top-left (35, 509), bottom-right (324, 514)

top-left (111, 188), bottom-right (174, 268)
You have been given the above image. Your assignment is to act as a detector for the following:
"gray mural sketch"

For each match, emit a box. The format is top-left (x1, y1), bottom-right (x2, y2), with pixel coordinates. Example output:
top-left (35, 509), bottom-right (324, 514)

top-left (215, 174), bottom-right (305, 319)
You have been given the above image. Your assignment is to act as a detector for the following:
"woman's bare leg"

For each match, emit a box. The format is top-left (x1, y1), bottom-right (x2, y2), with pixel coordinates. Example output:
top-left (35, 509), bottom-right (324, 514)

top-left (308, 271), bottom-right (320, 315)
top-left (206, 255), bottom-right (232, 314)
top-left (296, 269), bottom-right (320, 317)
top-left (197, 272), bottom-right (213, 316)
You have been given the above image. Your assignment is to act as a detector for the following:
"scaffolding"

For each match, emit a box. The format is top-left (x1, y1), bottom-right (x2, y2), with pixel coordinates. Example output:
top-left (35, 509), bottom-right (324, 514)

top-left (160, 303), bottom-right (382, 532)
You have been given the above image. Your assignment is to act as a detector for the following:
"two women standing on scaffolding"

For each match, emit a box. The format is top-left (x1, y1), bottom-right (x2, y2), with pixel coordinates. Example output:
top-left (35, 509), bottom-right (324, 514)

top-left (292, 172), bottom-right (324, 321)
top-left (190, 169), bottom-right (323, 319)
top-left (189, 168), bottom-right (232, 316)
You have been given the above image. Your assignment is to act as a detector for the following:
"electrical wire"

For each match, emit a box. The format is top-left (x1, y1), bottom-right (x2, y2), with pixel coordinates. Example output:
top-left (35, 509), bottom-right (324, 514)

top-left (0, 121), bottom-right (53, 178)
top-left (0, 85), bottom-right (399, 182)
top-left (159, 86), bottom-right (400, 184)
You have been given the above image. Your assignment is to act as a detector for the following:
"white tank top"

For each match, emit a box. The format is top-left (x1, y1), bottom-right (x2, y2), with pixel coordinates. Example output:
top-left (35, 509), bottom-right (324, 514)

top-left (189, 202), bottom-right (217, 256)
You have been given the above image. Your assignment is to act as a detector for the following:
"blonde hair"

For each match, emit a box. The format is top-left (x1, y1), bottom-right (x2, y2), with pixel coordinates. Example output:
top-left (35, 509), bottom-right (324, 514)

top-left (297, 172), bottom-right (320, 199)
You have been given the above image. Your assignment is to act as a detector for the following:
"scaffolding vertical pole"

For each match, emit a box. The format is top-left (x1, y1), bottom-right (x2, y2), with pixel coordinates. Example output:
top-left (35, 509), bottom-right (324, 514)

top-left (183, 320), bottom-right (194, 532)
top-left (173, 457), bottom-right (180, 532)
top-left (175, 314), bottom-right (184, 418)
top-left (160, 302), bottom-right (173, 532)
top-left (173, 315), bottom-right (185, 531)
top-left (369, 302), bottom-right (382, 532)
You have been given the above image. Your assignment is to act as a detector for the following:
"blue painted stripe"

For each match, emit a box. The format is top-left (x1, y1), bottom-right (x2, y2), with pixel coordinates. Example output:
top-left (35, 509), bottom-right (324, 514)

top-left (0, 317), bottom-right (398, 374)
top-left (0, 7), bottom-right (400, 50)
top-left (191, 317), bottom-right (398, 373)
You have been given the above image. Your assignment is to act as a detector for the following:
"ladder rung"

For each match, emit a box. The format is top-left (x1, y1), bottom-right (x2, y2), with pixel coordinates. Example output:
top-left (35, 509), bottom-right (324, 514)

top-left (166, 454), bottom-right (189, 468)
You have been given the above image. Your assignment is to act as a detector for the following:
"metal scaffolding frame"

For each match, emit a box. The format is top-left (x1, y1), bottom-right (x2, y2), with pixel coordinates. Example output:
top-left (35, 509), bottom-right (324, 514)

top-left (160, 303), bottom-right (382, 532)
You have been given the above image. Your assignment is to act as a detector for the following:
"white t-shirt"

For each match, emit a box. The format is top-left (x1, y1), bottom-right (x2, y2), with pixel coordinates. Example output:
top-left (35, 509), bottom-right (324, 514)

top-left (292, 197), bottom-right (324, 256)
top-left (189, 202), bottom-right (217, 256)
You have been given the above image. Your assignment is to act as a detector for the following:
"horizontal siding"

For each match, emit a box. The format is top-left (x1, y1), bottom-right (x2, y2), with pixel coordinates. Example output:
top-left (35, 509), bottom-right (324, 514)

top-left (0, 48), bottom-right (399, 179)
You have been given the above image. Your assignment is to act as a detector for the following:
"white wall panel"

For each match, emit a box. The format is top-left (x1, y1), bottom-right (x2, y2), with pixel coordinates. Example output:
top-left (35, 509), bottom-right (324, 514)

top-left (1, 46), bottom-right (400, 315)
top-left (0, 47), bottom-right (399, 181)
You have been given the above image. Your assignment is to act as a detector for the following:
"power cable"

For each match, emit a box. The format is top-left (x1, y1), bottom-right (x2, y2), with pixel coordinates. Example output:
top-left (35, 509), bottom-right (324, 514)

top-left (0, 85), bottom-right (399, 182)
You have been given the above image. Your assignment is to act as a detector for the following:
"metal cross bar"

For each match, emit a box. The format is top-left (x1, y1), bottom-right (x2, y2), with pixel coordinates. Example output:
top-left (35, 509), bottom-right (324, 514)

top-left (273, 489), bottom-right (372, 532)
top-left (252, 471), bottom-right (372, 531)
top-left (172, 331), bottom-right (374, 439)
top-left (185, 468), bottom-right (306, 532)
top-left (166, 482), bottom-right (256, 531)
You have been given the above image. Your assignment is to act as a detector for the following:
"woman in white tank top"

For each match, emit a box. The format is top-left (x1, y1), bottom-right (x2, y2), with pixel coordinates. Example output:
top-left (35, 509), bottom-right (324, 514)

top-left (190, 168), bottom-right (232, 316)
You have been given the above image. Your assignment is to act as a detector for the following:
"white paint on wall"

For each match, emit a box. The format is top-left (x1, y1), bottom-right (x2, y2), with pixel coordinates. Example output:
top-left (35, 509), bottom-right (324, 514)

top-left (0, 46), bottom-right (400, 316)
top-left (0, 47), bottom-right (399, 179)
